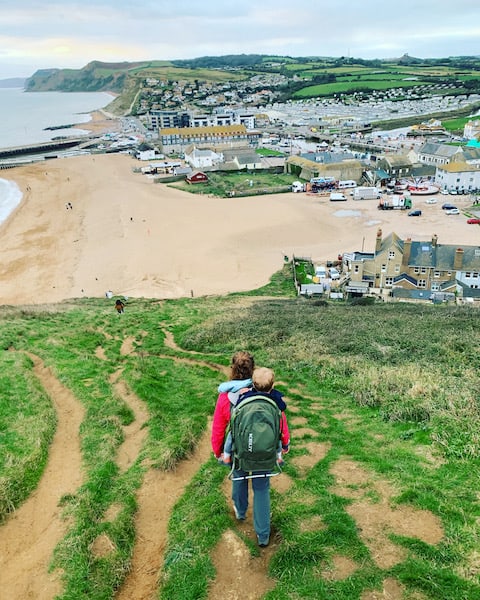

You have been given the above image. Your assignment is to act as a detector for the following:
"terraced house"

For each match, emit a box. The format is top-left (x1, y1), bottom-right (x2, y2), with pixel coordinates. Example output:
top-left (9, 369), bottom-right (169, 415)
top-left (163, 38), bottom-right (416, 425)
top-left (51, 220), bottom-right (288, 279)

top-left (343, 229), bottom-right (480, 303)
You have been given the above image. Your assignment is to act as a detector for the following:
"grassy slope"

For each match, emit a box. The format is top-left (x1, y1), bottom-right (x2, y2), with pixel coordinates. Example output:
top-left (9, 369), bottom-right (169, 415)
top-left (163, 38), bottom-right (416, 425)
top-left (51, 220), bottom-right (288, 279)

top-left (1, 268), bottom-right (480, 599)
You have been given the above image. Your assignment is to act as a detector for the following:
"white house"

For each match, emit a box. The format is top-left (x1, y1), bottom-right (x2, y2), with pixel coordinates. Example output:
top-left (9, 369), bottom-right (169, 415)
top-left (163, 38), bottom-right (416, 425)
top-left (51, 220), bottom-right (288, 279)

top-left (183, 146), bottom-right (223, 169)
top-left (435, 160), bottom-right (480, 192)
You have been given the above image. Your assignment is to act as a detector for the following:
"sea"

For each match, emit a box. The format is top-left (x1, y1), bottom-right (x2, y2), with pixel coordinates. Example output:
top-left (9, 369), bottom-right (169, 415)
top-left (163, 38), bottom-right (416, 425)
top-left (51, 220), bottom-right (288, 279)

top-left (0, 87), bottom-right (113, 225)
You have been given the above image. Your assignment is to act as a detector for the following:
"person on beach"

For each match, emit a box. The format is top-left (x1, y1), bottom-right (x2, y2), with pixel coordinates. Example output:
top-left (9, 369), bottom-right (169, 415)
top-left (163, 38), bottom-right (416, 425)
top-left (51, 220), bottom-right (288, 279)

top-left (220, 367), bottom-right (290, 467)
top-left (212, 352), bottom-right (284, 547)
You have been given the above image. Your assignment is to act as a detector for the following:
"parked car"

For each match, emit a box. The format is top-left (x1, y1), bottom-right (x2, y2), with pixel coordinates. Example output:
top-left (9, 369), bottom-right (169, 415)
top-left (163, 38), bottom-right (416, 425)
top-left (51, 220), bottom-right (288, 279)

top-left (408, 210), bottom-right (422, 217)
top-left (445, 208), bottom-right (460, 215)
top-left (449, 189), bottom-right (458, 195)
top-left (329, 267), bottom-right (340, 280)
top-left (442, 203), bottom-right (457, 210)
top-left (425, 198), bottom-right (437, 204)
top-left (467, 218), bottom-right (480, 224)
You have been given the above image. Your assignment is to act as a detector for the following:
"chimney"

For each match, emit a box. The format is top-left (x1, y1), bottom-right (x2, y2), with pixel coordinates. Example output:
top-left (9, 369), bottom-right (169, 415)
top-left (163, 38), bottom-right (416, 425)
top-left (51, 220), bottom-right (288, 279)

top-left (403, 237), bottom-right (412, 266)
top-left (454, 248), bottom-right (464, 271)
top-left (375, 228), bottom-right (382, 253)
top-left (432, 234), bottom-right (438, 247)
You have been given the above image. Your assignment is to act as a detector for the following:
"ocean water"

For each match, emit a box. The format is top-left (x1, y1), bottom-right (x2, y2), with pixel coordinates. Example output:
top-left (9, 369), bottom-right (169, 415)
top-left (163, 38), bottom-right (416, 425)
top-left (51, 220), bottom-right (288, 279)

top-left (0, 178), bottom-right (22, 225)
top-left (0, 87), bottom-right (114, 149)
top-left (0, 87), bottom-right (113, 225)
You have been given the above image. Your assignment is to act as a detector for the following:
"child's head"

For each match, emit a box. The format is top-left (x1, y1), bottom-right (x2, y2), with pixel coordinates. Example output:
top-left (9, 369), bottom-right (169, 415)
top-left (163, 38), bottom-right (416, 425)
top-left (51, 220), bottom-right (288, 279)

top-left (230, 351), bottom-right (255, 380)
top-left (253, 367), bottom-right (275, 392)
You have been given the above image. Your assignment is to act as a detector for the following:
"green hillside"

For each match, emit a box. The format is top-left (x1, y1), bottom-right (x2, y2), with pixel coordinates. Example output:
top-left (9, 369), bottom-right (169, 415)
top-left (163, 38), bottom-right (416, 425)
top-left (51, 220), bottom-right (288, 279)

top-left (2, 265), bottom-right (480, 599)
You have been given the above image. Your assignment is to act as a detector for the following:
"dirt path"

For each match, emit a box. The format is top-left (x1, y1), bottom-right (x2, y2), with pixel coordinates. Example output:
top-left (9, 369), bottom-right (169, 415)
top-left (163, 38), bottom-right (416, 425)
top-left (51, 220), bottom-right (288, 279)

top-left (0, 354), bottom-right (85, 600)
top-left (116, 429), bottom-right (212, 600)
top-left (0, 335), bottom-right (446, 600)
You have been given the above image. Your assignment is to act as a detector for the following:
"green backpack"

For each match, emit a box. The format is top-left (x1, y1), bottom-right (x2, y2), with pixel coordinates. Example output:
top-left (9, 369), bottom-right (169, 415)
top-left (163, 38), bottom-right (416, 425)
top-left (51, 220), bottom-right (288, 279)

top-left (230, 394), bottom-right (281, 472)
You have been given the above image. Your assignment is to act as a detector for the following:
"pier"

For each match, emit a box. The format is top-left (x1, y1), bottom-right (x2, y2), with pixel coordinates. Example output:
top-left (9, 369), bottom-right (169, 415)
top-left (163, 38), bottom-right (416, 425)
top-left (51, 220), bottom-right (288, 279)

top-left (0, 138), bottom-right (86, 159)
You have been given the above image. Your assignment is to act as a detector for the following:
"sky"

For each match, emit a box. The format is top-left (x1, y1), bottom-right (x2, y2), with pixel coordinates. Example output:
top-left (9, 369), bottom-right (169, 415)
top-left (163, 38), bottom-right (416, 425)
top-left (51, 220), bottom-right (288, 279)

top-left (1, 0), bottom-right (479, 79)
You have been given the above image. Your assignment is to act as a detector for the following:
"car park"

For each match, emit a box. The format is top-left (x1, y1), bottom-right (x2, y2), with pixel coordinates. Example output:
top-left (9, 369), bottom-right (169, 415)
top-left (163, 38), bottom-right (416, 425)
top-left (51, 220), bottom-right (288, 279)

top-left (408, 210), bottom-right (422, 216)
top-left (445, 208), bottom-right (460, 215)
top-left (467, 218), bottom-right (480, 224)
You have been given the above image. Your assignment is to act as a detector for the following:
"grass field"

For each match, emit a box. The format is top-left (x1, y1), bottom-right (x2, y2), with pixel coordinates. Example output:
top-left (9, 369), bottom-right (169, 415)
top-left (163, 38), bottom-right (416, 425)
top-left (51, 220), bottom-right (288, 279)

top-left (169, 171), bottom-right (296, 197)
top-left (2, 266), bottom-right (480, 599)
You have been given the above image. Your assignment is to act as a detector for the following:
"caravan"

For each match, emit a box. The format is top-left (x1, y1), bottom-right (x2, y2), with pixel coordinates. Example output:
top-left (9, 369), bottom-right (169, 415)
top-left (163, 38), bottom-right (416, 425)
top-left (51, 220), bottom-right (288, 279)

top-left (338, 180), bottom-right (357, 189)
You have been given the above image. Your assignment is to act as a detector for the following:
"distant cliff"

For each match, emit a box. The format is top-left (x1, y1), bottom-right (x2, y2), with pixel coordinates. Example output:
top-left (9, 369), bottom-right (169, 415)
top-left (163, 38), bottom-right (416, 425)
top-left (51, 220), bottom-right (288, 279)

top-left (24, 61), bottom-right (146, 93)
top-left (0, 78), bottom-right (27, 88)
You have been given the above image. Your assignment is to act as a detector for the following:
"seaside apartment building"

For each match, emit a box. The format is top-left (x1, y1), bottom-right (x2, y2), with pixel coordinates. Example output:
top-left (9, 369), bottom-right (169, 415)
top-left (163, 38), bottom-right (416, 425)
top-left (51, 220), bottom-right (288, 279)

top-left (157, 124), bottom-right (262, 154)
top-left (148, 108), bottom-right (258, 133)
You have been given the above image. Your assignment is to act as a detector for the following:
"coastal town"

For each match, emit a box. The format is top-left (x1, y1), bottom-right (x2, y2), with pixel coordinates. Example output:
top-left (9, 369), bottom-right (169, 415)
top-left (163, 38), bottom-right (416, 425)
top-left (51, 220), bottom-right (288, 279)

top-left (2, 58), bottom-right (480, 306)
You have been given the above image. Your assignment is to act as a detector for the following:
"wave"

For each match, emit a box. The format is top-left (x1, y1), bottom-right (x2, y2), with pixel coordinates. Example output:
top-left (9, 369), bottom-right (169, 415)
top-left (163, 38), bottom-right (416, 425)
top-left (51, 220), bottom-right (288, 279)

top-left (0, 178), bottom-right (23, 225)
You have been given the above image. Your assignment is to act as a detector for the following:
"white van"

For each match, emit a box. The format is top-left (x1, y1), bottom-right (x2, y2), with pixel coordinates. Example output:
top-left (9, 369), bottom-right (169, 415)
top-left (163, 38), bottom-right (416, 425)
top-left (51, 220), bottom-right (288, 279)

top-left (329, 192), bottom-right (347, 201)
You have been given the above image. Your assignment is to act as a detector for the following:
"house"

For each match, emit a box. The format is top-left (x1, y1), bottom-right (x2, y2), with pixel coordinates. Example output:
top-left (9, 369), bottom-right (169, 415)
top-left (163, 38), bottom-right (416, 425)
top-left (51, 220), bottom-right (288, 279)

top-left (344, 228), bottom-right (480, 303)
top-left (184, 145), bottom-right (223, 170)
top-left (222, 148), bottom-right (263, 170)
top-left (376, 154), bottom-right (414, 178)
top-left (285, 155), bottom-right (364, 183)
top-left (414, 142), bottom-right (461, 166)
top-left (434, 160), bottom-right (480, 193)
top-left (186, 171), bottom-right (209, 184)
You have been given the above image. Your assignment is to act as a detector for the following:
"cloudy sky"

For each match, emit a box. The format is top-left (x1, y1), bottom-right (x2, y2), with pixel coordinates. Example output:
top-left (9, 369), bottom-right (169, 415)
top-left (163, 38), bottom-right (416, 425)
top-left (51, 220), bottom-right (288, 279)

top-left (1, 0), bottom-right (479, 79)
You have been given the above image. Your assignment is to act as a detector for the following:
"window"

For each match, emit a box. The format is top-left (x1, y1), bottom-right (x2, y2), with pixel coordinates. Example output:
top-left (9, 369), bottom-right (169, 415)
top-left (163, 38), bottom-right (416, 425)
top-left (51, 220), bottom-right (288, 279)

top-left (385, 277), bottom-right (393, 287)
top-left (418, 279), bottom-right (427, 288)
top-left (395, 265), bottom-right (400, 273)
top-left (389, 251), bottom-right (395, 259)
top-left (431, 283), bottom-right (440, 291)
top-left (381, 264), bottom-right (387, 273)
top-left (421, 267), bottom-right (427, 274)
top-left (434, 271), bottom-right (441, 278)
top-left (354, 265), bottom-right (360, 273)
top-left (414, 267), bottom-right (420, 274)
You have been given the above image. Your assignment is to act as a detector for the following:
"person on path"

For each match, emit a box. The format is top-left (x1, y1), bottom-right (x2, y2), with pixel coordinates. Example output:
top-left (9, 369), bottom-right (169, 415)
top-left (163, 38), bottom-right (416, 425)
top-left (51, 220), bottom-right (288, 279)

top-left (115, 299), bottom-right (125, 314)
top-left (221, 367), bottom-right (290, 467)
top-left (212, 352), bottom-right (285, 547)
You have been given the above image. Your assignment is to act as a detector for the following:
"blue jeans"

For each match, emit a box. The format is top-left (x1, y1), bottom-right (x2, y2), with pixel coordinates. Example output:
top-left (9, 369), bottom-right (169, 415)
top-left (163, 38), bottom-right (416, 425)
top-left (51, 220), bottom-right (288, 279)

top-left (232, 469), bottom-right (270, 543)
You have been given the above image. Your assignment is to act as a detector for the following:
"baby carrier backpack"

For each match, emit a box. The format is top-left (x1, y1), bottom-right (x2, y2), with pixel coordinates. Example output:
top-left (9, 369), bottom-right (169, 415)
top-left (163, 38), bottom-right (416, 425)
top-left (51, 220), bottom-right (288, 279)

top-left (230, 394), bottom-right (281, 474)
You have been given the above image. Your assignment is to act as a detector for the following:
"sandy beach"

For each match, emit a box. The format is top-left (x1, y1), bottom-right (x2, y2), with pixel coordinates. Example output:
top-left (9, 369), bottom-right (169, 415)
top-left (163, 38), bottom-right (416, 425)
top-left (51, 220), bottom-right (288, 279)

top-left (0, 152), bottom-right (479, 306)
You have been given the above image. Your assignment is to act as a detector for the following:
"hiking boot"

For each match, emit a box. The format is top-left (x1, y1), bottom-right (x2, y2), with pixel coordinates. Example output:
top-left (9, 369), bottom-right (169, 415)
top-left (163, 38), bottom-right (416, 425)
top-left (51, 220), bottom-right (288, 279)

top-left (257, 535), bottom-right (270, 547)
top-left (232, 503), bottom-right (245, 521)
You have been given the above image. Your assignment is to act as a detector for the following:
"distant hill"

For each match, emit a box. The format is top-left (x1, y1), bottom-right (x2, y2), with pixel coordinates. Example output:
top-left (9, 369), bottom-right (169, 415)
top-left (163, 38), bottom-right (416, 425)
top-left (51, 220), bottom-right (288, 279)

top-left (25, 61), bottom-right (148, 93)
top-left (0, 77), bottom-right (26, 89)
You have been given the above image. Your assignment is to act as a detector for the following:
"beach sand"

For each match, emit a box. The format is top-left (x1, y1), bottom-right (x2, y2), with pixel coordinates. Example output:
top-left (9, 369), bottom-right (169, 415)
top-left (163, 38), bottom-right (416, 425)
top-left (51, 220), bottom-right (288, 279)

top-left (0, 153), bottom-right (479, 306)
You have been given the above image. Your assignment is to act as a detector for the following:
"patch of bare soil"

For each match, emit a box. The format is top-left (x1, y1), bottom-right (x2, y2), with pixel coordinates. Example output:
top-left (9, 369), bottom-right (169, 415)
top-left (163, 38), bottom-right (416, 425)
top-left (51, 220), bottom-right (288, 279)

top-left (116, 429), bottom-right (212, 600)
top-left (360, 576), bottom-right (428, 600)
top-left (330, 458), bottom-right (444, 569)
top-left (209, 530), bottom-right (276, 600)
top-left (291, 441), bottom-right (332, 475)
top-left (320, 554), bottom-right (359, 581)
top-left (0, 354), bottom-right (85, 599)
top-left (110, 370), bottom-right (149, 472)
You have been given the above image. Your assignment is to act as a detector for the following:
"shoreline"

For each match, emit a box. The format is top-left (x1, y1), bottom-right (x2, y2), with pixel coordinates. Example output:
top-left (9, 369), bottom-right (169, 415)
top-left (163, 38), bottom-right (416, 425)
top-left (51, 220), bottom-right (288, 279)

top-left (0, 153), bottom-right (479, 307)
